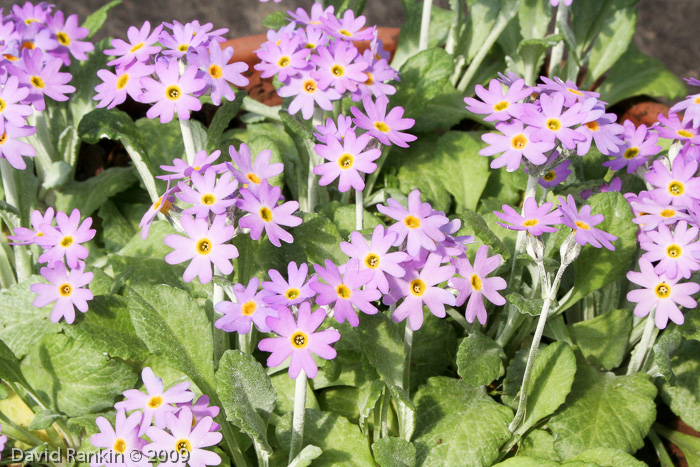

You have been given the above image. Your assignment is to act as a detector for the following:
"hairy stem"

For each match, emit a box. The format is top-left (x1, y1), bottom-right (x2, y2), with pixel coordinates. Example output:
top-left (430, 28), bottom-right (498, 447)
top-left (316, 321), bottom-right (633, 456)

top-left (549, 4), bottom-right (570, 77)
top-left (419, 0), bottom-right (433, 52)
top-left (242, 96), bottom-right (282, 121)
top-left (355, 186), bottom-right (364, 231)
top-left (627, 308), bottom-right (659, 375)
top-left (289, 370), bottom-right (308, 463)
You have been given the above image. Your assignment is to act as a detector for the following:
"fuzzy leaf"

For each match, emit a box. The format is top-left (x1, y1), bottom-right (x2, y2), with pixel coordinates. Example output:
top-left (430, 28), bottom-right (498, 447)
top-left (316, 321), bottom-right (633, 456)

top-left (295, 212), bottom-right (348, 266)
top-left (456, 330), bottom-right (505, 387)
top-left (353, 313), bottom-right (404, 389)
top-left (507, 293), bottom-right (544, 317)
top-left (81, 0), bottom-right (122, 38)
top-left (659, 339), bottom-right (700, 431)
top-left (653, 331), bottom-right (683, 384)
top-left (216, 350), bottom-right (276, 453)
top-left (373, 437), bottom-right (416, 467)
top-left (569, 309), bottom-right (632, 370)
top-left (288, 445), bottom-right (323, 467)
top-left (460, 209), bottom-right (511, 260)
top-left (207, 96), bottom-right (245, 153)
top-left (54, 167), bottom-right (138, 216)
top-left (28, 409), bottom-right (66, 431)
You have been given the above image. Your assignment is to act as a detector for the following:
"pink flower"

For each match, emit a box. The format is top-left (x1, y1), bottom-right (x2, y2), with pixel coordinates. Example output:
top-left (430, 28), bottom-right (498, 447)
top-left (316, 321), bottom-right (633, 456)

top-left (557, 194), bottom-right (617, 250)
top-left (262, 261), bottom-right (318, 306)
top-left (158, 150), bottom-right (223, 181)
top-left (115, 367), bottom-right (194, 437)
top-left (190, 41), bottom-right (249, 106)
top-left (140, 61), bottom-right (206, 123)
top-left (94, 62), bottom-right (154, 109)
top-left (0, 122), bottom-right (36, 170)
top-left (8, 207), bottom-right (55, 245)
top-left (104, 21), bottom-right (163, 67)
top-left (177, 168), bottom-right (238, 219)
top-left (46, 10), bottom-right (94, 65)
top-left (30, 261), bottom-right (94, 324)
top-left (237, 181), bottom-right (302, 247)
top-left (480, 120), bottom-right (554, 172)
top-left (13, 48), bottom-right (75, 111)
top-left (351, 95), bottom-right (416, 148)
top-left (90, 410), bottom-right (149, 467)
top-left (464, 77), bottom-right (532, 121)
top-left (627, 258), bottom-right (700, 329)
top-left (138, 183), bottom-right (178, 240)
top-left (277, 69), bottom-right (341, 120)
top-left (645, 156), bottom-right (700, 208)
top-left (321, 9), bottom-right (375, 42)
top-left (520, 93), bottom-right (588, 149)
top-left (164, 215), bottom-right (238, 284)
top-left (37, 209), bottom-right (96, 268)
top-left (0, 76), bottom-right (32, 132)
top-left (313, 128), bottom-right (381, 192)
top-left (451, 246), bottom-right (506, 325)
top-left (255, 34), bottom-right (310, 82)
top-left (640, 221), bottom-right (700, 280)
top-left (227, 143), bottom-right (284, 193)
top-left (214, 277), bottom-right (277, 334)
top-left (311, 41), bottom-right (367, 93)
top-left (495, 197), bottom-right (562, 236)
top-left (258, 302), bottom-right (341, 379)
top-left (603, 120), bottom-right (661, 173)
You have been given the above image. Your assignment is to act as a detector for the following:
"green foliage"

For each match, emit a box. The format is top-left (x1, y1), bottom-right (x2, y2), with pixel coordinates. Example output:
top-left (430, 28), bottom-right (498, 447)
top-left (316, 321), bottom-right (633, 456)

top-left (81, 0), bottom-right (122, 38)
top-left (549, 359), bottom-right (657, 458)
top-left (459, 209), bottom-right (511, 260)
top-left (569, 309), bottom-right (632, 370)
top-left (373, 437), bottom-right (417, 467)
top-left (659, 339), bottom-right (700, 431)
top-left (653, 331), bottom-right (683, 384)
top-left (392, 4), bottom-right (454, 68)
top-left (507, 293), bottom-right (545, 317)
top-left (456, 330), bottom-right (505, 387)
top-left (413, 377), bottom-right (512, 467)
top-left (207, 96), bottom-right (245, 152)
top-left (54, 167), bottom-right (138, 216)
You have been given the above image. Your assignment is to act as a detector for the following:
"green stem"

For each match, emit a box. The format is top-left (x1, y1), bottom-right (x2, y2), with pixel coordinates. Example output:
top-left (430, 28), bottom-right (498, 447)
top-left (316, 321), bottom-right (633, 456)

top-left (241, 96), bottom-right (282, 121)
top-left (0, 237), bottom-right (16, 288)
top-left (403, 325), bottom-right (413, 392)
top-left (627, 308), bottom-right (659, 375)
top-left (418, 0), bottom-right (433, 52)
top-left (457, 0), bottom-right (518, 92)
top-left (363, 144), bottom-right (389, 196)
top-left (549, 4), bottom-right (569, 77)
top-left (355, 186), bottom-right (364, 231)
top-left (25, 112), bottom-right (51, 181)
top-left (445, 306), bottom-right (470, 333)
top-left (0, 410), bottom-right (46, 447)
top-left (179, 118), bottom-right (197, 166)
top-left (509, 260), bottom-right (568, 433)
top-left (218, 417), bottom-right (250, 467)
top-left (212, 267), bottom-right (228, 367)
top-left (0, 159), bottom-right (31, 282)
top-left (122, 140), bottom-right (160, 203)
top-left (305, 139), bottom-right (318, 213)
top-left (496, 175), bottom-right (539, 348)
top-left (289, 370), bottom-right (308, 463)
top-left (648, 427), bottom-right (674, 467)
top-left (380, 386), bottom-right (390, 438)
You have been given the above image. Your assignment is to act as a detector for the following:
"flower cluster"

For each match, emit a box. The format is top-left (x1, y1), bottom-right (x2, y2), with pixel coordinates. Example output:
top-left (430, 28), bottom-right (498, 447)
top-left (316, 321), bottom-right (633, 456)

top-left (8, 208), bottom-right (95, 323)
top-left (139, 144), bottom-right (300, 284)
top-left (623, 82), bottom-right (700, 329)
top-left (255, 4), bottom-right (399, 120)
top-left (94, 20), bottom-right (249, 119)
top-left (0, 2), bottom-right (91, 169)
top-left (91, 367), bottom-right (222, 467)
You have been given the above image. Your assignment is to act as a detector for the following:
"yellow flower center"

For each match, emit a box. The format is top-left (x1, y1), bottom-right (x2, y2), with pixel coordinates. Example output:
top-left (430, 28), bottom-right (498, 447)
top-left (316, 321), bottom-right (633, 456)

top-left (165, 85), bottom-right (182, 100)
top-left (585, 121), bottom-right (599, 131)
top-left (404, 215), bottom-right (420, 229)
top-left (303, 80), bottom-right (317, 94)
top-left (285, 288), bottom-right (300, 300)
top-left (365, 253), bottom-right (380, 268)
top-left (470, 274), bottom-right (482, 291)
top-left (60, 236), bottom-right (73, 247)
top-left (668, 181), bottom-right (685, 196)
top-left (178, 44), bottom-right (189, 53)
top-left (542, 170), bottom-right (556, 181)
top-left (24, 18), bottom-right (38, 25)
top-left (58, 283), bottom-right (72, 297)
top-left (365, 72), bottom-right (374, 85)
top-left (677, 130), bottom-right (694, 139)
top-left (336, 284), bottom-right (352, 299)
top-left (667, 244), bottom-right (682, 258)
top-left (241, 301), bottom-right (257, 316)
top-left (116, 74), bottom-right (130, 90)
top-left (338, 153), bottom-right (354, 169)
top-left (659, 209), bottom-right (676, 218)
top-left (30, 76), bottom-right (44, 89)
top-left (655, 283), bottom-right (671, 299)
top-left (291, 331), bottom-right (308, 348)
top-left (493, 101), bottom-right (509, 112)
top-left (511, 134), bottom-right (527, 149)
top-left (568, 88), bottom-right (583, 96)
top-left (260, 207), bottom-right (273, 222)
top-left (113, 439), bottom-right (127, 453)
top-left (546, 118), bottom-right (562, 131)
top-left (175, 439), bottom-right (192, 455)
top-left (374, 121), bottom-right (390, 133)
top-left (152, 197), bottom-right (173, 215)
top-left (130, 42), bottom-right (144, 53)
top-left (575, 221), bottom-right (590, 230)
top-left (2, 54), bottom-right (18, 61)
top-left (148, 396), bottom-right (163, 408)
top-left (523, 219), bottom-right (539, 227)
top-left (278, 56), bottom-right (290, 67)
top-left (247, 173), bottom-right (261, 184)
top-left (339, 29), bottom-right (352, 37)
top-left (410, 279), bottom-right (426, 296)
top-left (624, 147), bottom-right (639, 159)
top-left (201, 194), bottom-right (216, 205)
top-left (21, 41), bottom-right (35, 50)
top-left (695, 97), bottom-right (700, 104)
top-left (305, 43), bottom-right (316, 49)
top-left (331, 64), bottom-right (345, 77)
top-left (196, 238), bottom-right (212, 255)
top-left (57, 32), bottom-right (71, 46)
top-left (0, 133), bottom-right (7, 145)
top-left (208, 64), bottom-right (223, 79)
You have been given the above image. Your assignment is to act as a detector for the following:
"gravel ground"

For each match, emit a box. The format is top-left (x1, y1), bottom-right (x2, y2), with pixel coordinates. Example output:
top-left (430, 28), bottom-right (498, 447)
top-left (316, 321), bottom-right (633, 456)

top-left (43, 0), bottom-right (698, 81)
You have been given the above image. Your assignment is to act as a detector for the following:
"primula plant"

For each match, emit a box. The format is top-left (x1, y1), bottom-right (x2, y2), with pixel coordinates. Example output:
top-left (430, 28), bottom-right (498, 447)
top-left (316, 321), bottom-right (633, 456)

top-left (1, 0), bottom-right (699, 466)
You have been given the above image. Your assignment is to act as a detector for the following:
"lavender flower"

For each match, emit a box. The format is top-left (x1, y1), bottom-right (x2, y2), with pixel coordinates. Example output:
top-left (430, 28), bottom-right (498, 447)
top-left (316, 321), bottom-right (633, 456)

top-left (311, 41), bottom-right (367, 93)
top-left (313, 128), bottom-right (381, 192)
top-left (451, 245), bottom-right (506, 325)
top-left (277, 69), bottom-right (341, 120)
top-left (37, 209), bottom-right (95, 268)
top-left (13, 48), bottom-right (75, 110)
top-left (557, 194), bottom-right (617, 250)
top-left (640, 221), bottom-right (700, 280)
top-left (495, 197), bottom-right (562, 236)
top-left (646, 156), bottom-right (700, 208)
top-left (464, 77), bottom-right (531, 121)
top-left (104, 21), bottom-right (163, 67)
top-left (90, 410), bottom-right (149, 467)
top-left (603, 120), bottom-right (661, 173)
top-left (0, 122), bottom-right (36, 170)
top-left (237, 181), bottom-right (302, 247)
top-left (262, 261), bottom-right (318, 306)
top-left (94, 62), bottom-right (154, 109)
top-left (351, 95), bottom-right (416, 148)
top-left (30, 261), bottom-right (93, 324)
top-left (177, 169), bottom-right (238, 219)
top-left (214, 277), bottom-right (277, 334)
top-left (520, 93), bottom-right (587, 149)
top-left (8, 207), bottom-right (55, 245)
top-left (480, 120), bottom-right (554, 171)
top-left (227, 143), bottom-right (284, 191)
top-left (190, 41), bottom-right (248, 106)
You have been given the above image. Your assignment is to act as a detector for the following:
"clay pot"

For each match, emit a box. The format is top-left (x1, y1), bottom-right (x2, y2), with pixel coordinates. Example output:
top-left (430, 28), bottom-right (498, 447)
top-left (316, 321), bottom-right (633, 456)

top-left (615, 96), bottom-right (671, 127)
top-left (221, 27), bottom-right (400, 106)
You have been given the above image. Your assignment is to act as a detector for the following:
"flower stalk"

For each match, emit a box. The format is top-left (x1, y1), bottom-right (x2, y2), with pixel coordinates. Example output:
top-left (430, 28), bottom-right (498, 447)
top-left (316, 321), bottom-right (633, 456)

top-left (289, 369), bottom-right (308, 463)
top-left (419, 0), bottom-right (433, 52)
top-left (627, 307), bottom-right (659, 375)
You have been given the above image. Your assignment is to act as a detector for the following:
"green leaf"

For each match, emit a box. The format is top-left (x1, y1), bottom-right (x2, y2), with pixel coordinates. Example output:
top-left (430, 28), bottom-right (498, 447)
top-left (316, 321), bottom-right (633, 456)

top-left (507, 293), bottom-right (545, 317)
top-left (519, 429), bottom-right (560, 462)
top-left (125, 285), bottom-right (215, 393)
top-left (354, 313), bottom-right (404, 389)
top-left (459, 209), bottom-right (511, 261)
top-left (248, 135), bottom-right (285, 188)
top-left (69, 39), bottom-right (111, 125)
top-left (392, 4), bottom-right (454, 69)
top-left (659, 339), bottom-right (700, 431)
top-left (391, 132), bottom-right (490, 212)
top-left (654, 424), bottom-right (700, 466)
top-left (288, 445), bottom-right (323, 467)
top-left (276, 409), bottom-right (374, 467)
top-left (317, 386), bottom-right (361, 421)
top-left (98, 201), bottom-right (138, 252)
top-left (61, 295), bottom-right (149, 361)
top-left (317, 201), bottom-right (383, 239)
top-left (269, 373), bottom-right (320, 415)
top-left (232, 233), bottom-right (305, 284)
top-left (549, 360), bottom-right (657, 458)
top-left (569, 309), bottom-right (632, 370)
top-left (586, 7), bottom-right (636, 82)
top-left (22, 333), bottom-right (137, 417)
top-left (597, 45), bottom-right (687, 105)
top-left (493, 458), bottom-right (559, 467)
top-left (295, 212), bottom-right (347, 266)
top-left (373, 437), bottom-right (416, 467)
top-left (28, 409), bottom-right (66, 431)
top-left (672, 307), bottom-right (700, 341)
top-left (414, 377), bottom-right (512, 467)
top-left (0, 338), bottom-right (28, 385)
top-left (558, 192), bottom-right (638, 312)
top-left (518, 0), bottom-right (551, 40)
top-left (216, 350), bottom-right (276, 453)
top-left (0, 277), bottom-right (61, 357)
top-left (569, 447), bottom-right (647, 467)
top-left (461, 0), bottom-right (502, 62)
top-left (54, 167), bottom-right (138, 216)
top-left (653, 331), bottom-right (683, 384)
top-left (81, 0), bottom-right (122, 38)
top-left (513, 342), bottom-right (577, 435)
top-left (206, 96), bottom-right (245, 153)
top-left (262, 11), bottom-right (289, 30)
top-left (456, 330), bottom-right (505, 387)
top-left (410, 309), bottom-right (458, 391)
top-left (357, 380), bottom-right (384, 434)
top-left (393, 49), bottom-right (467, 132)
top-left (279, 110), bottom-right (314, 140)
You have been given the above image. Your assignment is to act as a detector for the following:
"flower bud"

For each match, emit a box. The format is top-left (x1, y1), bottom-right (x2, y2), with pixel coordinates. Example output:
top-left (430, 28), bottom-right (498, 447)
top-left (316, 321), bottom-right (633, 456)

top-left (526, 233), bottom-right (546, 262)
top-left (560, 233), bottom-right (582, 266)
